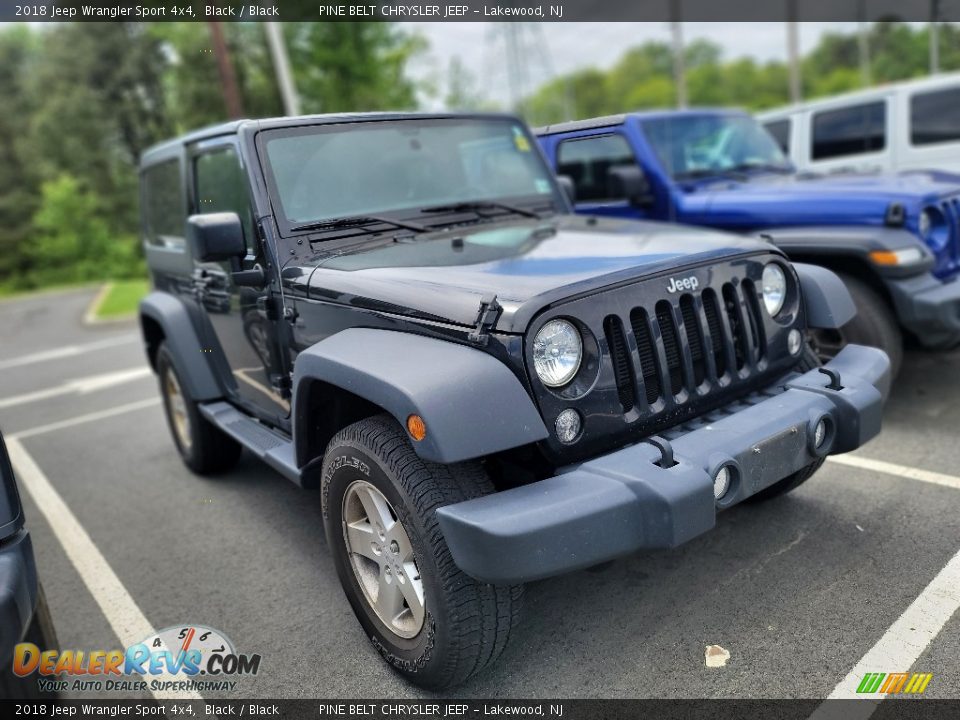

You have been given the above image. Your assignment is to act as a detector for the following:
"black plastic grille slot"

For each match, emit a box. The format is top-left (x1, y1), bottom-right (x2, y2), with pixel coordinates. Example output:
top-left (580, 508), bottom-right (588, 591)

top-left (722, 284), bottom-right (748, 371)
top-left (604, 315), bottom-right (635, 413)
top-left (679, 294), bottom-right (706, 386)
top-left (702, 288), bottom-right (727, 378)
top-left (630, 308), bottom-right (661, 405)
top-left (655, 301), bottom-right (684, 396)
top-left (741, 279), bottom-right (766, 362)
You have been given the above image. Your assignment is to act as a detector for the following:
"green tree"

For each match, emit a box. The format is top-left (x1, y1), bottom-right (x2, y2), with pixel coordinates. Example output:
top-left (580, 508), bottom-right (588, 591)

top-left (28, 175), bottom-right (141, 286)
top-left (286, 23), bottom-right (425, 113)
top-left (0, 26), bottom-right (41, 289)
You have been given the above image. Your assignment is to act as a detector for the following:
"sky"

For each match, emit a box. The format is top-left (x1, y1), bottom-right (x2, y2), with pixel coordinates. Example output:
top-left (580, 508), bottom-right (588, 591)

top-left (405, 21), bottom-right (869, 108)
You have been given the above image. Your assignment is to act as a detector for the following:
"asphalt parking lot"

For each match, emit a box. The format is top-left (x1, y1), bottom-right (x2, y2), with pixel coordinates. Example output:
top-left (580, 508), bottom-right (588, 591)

top-left (1, 287), bottom-right (958, 702)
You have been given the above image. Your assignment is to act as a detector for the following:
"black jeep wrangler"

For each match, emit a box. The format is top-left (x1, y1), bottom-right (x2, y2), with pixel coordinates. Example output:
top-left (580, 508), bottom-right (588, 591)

top-left (139, 113), bottom-right (890, 688)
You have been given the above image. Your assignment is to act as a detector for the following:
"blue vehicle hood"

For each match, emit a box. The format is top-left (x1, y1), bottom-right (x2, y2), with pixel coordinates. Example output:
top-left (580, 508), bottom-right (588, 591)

top-left (296, 214), bottom-right (775, 332)
top-left (683, 171), bottom-right (960, 230)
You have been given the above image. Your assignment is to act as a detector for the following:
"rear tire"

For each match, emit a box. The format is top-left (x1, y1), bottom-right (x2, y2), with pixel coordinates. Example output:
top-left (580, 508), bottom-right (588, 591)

top-left (747, 344), bottom-right (824, 502)
top-left (1, 585), bottom-right (59, 699)
top-left (156, 342), bottom-right (241, 475)
top-left (808, 272), bottom-right (902, 379)
top-left (321, 414), bottom-right (523, 689)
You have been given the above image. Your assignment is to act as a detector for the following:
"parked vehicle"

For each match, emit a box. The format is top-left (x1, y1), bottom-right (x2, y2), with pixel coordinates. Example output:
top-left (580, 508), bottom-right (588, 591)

top-left (758, 73), bottom-right (960, 176)
top-left (536, 109), bottom-right (960, 377)
top-left (0, 431), bottom-right (58, 699)
top-left (139, 112), bottom-right (889, 688)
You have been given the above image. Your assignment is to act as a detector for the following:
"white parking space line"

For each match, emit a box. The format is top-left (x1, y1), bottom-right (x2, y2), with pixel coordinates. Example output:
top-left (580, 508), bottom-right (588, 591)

top-left (11, 397), bottom-right (161, 440)
top-left (808, 546), bottom-right (960, 718)
top-left (0, 367), bottom-right (152, 409)
top-left (6, 437), bottom-right (202, 701)
top-left (828, 454), bottom-right (960, 491)
top-left (0, 333), bottom-right (138, 371)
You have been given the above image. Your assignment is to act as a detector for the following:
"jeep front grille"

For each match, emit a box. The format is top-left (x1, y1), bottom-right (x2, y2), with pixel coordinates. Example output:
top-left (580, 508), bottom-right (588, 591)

top-left (605, 280), bottom-right (768, 414)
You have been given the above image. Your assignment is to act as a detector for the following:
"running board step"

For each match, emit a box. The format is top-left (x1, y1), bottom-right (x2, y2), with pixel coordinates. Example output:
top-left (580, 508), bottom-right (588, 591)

top-left (198, 401), bottom-right (300, 483)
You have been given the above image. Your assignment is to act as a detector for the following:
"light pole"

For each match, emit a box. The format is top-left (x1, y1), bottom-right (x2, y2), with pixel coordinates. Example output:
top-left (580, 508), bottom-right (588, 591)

top-left (263, 23), bottom-right (301, 116)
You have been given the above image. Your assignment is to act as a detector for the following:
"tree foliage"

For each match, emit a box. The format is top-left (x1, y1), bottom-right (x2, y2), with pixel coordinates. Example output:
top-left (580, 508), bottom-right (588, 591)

top-left (0, 21), bottom-right (424, 293)
top-left (524, 22), bottom-right (960, 126)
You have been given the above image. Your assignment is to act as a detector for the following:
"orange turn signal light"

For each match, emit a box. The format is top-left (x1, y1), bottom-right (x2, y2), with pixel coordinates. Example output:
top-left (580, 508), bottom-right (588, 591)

top-left (407, 414), bottom-right (427, 441)
top-left (869, 250), bottom-right (900, 266)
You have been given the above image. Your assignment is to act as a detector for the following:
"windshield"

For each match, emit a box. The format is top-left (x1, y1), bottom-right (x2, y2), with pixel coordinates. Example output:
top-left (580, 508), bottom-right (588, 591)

top-left (642, 114), bottom-right (792, 180)
top-left (261, 117), bottom-right (559, 230)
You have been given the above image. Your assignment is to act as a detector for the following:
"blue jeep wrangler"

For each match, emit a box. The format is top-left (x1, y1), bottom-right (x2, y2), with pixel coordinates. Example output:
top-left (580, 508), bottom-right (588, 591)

top-left (536, 110), bottom-right (960, 377)
top-left (139, 112), bottom-right (889, 687)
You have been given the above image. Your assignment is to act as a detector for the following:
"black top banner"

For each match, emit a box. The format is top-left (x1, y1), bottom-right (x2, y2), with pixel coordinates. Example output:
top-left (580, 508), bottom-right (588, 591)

top-left (3, 699), bottom-right (960, 719)
top-left (5, 0), bottom-right (960, 23)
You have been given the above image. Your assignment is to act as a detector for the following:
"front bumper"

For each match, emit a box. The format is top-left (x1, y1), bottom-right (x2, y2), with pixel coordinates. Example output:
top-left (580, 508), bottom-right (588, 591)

top-left (886, 272), bottom-right (960, 348)
top-left (0, 529), bottom-right (38, 666)
top-left (437, 344), bottom-right (890, 584)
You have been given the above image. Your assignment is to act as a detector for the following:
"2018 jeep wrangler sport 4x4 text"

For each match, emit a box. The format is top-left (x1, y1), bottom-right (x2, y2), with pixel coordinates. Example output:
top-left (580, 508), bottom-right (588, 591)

top-left (139, 112), bottom-right (890, 688)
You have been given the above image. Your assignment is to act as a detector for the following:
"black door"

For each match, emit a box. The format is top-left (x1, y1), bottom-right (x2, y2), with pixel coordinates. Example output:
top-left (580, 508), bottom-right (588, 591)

top-left (190, 139), bottom-right (289, 422)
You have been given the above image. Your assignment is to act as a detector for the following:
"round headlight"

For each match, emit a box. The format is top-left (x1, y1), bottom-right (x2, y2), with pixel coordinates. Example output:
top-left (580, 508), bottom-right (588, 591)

top-left (761, 263), bottom-right (787, 317)
top-left (533, 319), bottom-right (582, 388)
top-left (919, 209), bottom-right (932, 239)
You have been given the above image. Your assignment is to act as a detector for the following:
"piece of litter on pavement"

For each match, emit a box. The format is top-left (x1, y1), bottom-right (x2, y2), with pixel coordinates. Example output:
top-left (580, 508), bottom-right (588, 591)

top-left (705, 645), bottom-right (730, 668)
top-left (856, 525), bottom-right (864, 532)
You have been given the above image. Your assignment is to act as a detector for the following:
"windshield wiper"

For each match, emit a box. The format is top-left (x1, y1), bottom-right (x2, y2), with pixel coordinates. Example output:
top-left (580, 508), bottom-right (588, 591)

top-left (674, 168), bottom-right (748, 182)
top-left (419, 201), bottom-right (542, 219)
top-left (726, 162), bottom-right (793, 175)
top-left (291, 214), bottom-right (427, 234)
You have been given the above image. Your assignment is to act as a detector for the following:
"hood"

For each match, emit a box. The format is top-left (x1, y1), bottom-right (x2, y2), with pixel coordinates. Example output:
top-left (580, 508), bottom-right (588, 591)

top-left (290, 215), bottom-right (774, 333)
top-left (682, 170), bottom-right (960, 230)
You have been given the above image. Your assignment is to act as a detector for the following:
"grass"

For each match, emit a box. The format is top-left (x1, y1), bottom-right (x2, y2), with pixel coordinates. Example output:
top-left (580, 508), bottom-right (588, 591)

top-left (93, 279), bottom-right (150, 319)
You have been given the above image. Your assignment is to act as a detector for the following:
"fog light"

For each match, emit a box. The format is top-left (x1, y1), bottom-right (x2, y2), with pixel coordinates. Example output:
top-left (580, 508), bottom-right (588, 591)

top-left (787, 329), bottom-right (802, 355)
top-left (555, 409), bottom-right (581, 444)
top-left (713, 466), bottom-right (731, 500)
top-left (814, 419), bottom-right (827, 449)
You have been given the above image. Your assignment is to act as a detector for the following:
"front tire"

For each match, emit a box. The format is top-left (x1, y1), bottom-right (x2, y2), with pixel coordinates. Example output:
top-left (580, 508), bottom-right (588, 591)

top-left (321, 415), bottom-right (523, 689)
top-left (808, 272), bottom-right (902, 379)
top-left (156, 342), bottom-right (241, 475)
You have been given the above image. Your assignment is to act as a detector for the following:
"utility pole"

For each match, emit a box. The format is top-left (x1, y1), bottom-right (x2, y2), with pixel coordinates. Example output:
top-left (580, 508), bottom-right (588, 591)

top-left (930, 0), bottom-right (941, 74)
top-left (208, 21), bottom-right (244, 119)
top-left (858, 21), bottom-right (871, 86)
top-left (670, 13), bottom-right (687, 109)
top-left (786, 2), bottom-right (801, 103)
top-left (264, 22), bottom-right (301, 116)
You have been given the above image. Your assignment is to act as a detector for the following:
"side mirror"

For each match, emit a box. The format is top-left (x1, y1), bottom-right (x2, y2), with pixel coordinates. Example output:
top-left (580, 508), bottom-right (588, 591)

top-left (187, 213), bottom-right (246, 262)
top-left (555, 175), bottom-right (576, 205)
top-left (607, 165), bottom-right (653, 208)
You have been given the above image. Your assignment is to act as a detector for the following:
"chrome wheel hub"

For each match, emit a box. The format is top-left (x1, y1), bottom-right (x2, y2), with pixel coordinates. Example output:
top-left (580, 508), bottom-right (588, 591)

top-left (342, 480), bottom-right (425, 638)
top-left (163, 366), bottom-right (192, 451)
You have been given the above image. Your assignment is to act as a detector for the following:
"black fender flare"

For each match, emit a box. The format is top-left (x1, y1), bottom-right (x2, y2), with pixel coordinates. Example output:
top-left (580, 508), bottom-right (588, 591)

top-left (292, 329), bottom-right (549, 465)
top-left (792, 264), bottom-right (857, 330)
top-left (755, 225), bottom-right (935, 278)
top-left (139, 291), bottom-right (223, 401)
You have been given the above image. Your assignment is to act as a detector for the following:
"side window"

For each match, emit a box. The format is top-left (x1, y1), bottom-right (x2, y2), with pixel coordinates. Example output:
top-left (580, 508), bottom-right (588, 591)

top-left (911, 87), bottom-right (960, 146)
top-left (557, 134), bottom-right (637, 202)
top-left (811, 101), bottom-right (886, 160)
top-left (193, 145), bottom-right (254, 250)
top-left (764, 120), bottom-right (791, 154)
top-left (142, 160), bottom-right (185, 249)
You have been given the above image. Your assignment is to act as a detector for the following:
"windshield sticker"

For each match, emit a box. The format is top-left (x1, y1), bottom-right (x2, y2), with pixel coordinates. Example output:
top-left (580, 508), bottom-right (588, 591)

top-left (513, 127), bottom-right (531, 152)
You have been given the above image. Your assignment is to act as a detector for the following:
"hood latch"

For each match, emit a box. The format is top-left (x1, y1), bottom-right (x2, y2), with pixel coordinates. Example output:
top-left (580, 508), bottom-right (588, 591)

top-left (468, 294), bottom-right (503, 346)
